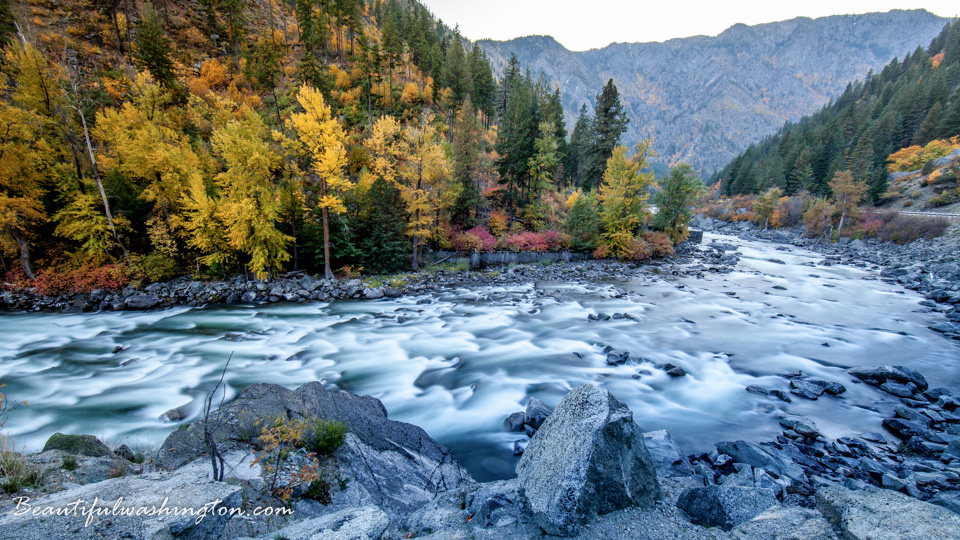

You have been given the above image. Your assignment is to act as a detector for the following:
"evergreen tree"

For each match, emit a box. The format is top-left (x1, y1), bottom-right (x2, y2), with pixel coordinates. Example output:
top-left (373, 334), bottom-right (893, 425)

top-left (440, 36), bottom-right (472, 109)
top-left (582, 79), bottom-right (629, 189)
top-left (469, 44), bottom-right (496, 123)
top-left (563, 190), bottom-right (600, 252)
top-left (451, 99), bottom-right (482, 227)
top-left (567, 104), bottom-right (593, 186)
top-left (357, 177), bottom-right (408, 273)
top-left (133, 5), bottom-right (177, 89)
top-left (653, 164), bottom-right (703, 242)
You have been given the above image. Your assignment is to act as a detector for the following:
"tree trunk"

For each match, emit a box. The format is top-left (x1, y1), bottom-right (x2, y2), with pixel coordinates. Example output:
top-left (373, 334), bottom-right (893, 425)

top-left (9, 227), bottom-right (35, 280)
top-left (79, 108), bottom-right (130, 265)
top-left (291, 218), bottom-right (299, 271)
top-left (322, 206), bottom-right (333, 280)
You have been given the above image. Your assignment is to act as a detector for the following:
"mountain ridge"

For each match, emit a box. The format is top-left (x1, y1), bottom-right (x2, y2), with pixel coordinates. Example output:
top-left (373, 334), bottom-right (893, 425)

top-left (479, 9), bottom-right (952, 174)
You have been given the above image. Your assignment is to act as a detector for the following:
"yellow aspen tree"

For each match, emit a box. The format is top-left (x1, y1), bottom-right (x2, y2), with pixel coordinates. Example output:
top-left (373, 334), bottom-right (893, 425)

top-left (597, 140), bottom-right (657, 259)
top-left (212, 109), bottom-right (292, 279)
top-left (176, 174), bottom-right (233, 270)
top-left (291, 84), bottom-right (349, 280)
top-left (366, 116), bottom-right (407, 183)
top-left (399, 117), bottom-right (451, 270)
top-left (828, 170), bottom-right (867, 237)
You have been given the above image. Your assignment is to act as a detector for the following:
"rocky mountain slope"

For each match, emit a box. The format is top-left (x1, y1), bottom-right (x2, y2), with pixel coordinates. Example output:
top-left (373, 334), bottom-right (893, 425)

top-left (479, 9), bottom-right (950, 174)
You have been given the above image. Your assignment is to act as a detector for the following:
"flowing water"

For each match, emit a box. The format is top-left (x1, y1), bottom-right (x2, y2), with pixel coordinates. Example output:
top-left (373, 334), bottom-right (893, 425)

top-left (1, 233), bottom-right (958, 481)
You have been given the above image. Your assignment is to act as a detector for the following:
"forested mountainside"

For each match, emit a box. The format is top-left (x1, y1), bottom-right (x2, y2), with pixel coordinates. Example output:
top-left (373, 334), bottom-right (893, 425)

top-left (2, 0), bottom-right (691, 289)
top-left (713, 18), bottom-right (960, 202)
top-left (479, 9), bottom-right (950, 174)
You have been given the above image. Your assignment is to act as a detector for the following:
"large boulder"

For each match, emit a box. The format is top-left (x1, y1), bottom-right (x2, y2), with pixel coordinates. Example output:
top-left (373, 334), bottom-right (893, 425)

top-left (157, 382), bottom-right (473, 517)
top-left (516, 384), bottom-right (661, 536)
top-left (41, 433), bottom-right (113, 458)
top-left (677, 485), bottom-right (778, 531)
top-left (816, 486), bottom-right (960, 539)
top-left (0, 468), bottom-right (241, 539)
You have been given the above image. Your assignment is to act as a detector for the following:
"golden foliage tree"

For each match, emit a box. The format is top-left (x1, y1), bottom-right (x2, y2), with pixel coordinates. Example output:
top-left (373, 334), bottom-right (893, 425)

top-left (597, 140), bottom-right (657, 259)
top-left (828, 170), bottom-right (867, 236)
top-left (291, 84), bottom-right (349, 280)
top-left (212, 108), bottom-right (292, 279)
top-left (399, 116), bottom-right (453, 270)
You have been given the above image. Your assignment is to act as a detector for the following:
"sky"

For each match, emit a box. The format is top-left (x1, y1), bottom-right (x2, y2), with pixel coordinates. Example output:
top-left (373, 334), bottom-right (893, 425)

top-left (417, 1), bottom-right (960, 51)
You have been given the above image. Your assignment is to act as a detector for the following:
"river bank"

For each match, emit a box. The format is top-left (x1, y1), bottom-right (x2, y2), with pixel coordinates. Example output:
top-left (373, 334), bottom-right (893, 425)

top-left (0, 244), bottom-right (728, 313)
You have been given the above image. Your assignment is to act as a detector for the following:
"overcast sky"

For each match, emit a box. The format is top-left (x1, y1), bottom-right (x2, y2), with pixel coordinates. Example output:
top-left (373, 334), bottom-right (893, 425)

top-left (417, 1), bottom-right (960, 51)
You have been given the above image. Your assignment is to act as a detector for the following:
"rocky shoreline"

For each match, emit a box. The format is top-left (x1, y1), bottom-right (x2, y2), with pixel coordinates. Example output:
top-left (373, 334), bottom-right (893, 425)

top-left (0, 243), bottom-right (732, 314)
top-left (4, 365), bottom-right (960, 539)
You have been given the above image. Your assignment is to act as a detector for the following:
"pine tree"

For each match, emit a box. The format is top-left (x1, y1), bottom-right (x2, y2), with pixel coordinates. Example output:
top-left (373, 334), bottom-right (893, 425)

top-left (563, 190), bottom-right (600, 252)
top-left (440, 36), bottom-right (472, 110)
top-left (567, 104), bottom-right (593, 186)
top-left (469, 44), bottom-right (496, 123)
top-left (357, 177), bottom-right (408, 273)
top-left (451, 100), bottom-right (482, 227)
top-left (583, 79), bottom-right (629, 189)
top-left (133, 5), bottom-right (177, 89)
top-left (653, 164), bottom-right (703, 241)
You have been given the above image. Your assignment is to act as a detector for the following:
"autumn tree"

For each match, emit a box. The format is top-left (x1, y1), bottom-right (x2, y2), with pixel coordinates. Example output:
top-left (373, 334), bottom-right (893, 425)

top-left (212, 109), bottom-right (292, 279)
top-left (399, 116), bottom-right (453, 270)
top-left (291, 85), bottom-right (349, 280)
top-left (751, 187), bottom-right (783, 230)
top-left (597, 140), bottom-right (657, 258)
top-left (828, 170), bottom-right (867, 237)
top-left (582, 79), bottom-right (629, 189)
top-left (653, 163), bottom-right (704, 242)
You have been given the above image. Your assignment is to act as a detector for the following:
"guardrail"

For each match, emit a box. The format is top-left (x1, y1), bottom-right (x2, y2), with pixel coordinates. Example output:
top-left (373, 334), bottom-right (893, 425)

top-left (898, 211), bottom-right (960, 219)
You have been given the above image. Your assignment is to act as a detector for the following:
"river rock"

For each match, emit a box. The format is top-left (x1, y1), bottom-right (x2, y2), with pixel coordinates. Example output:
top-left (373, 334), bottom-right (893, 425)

top-left (241, 291), bottom-right (257, 303)
top-left (789, 380), bottom-right (824, 400)
top-left (157, 381), bottom-right (473, 517)
top-left (124, 293), bottom-right (160, 310)
top-left (524, 397), bottom-right (553, 429)
top-left (41, 433), bottom-right (113, 458)
top-left (848, 365), bottom-right (929, 392)
top-left (516, 384), bottom-right (661, 536)
top-left (664, 363), bottom-right (687, 377)
top-left (715, 441), bottom-right (806, 482)
top-left (677, 485), bottom-right (778, 531)
top-left (643, 429), bottom-right (695, 477)
top-left (605, 349), bottom-right (631, 365)
top-left (0, 467), bottom-right (242, 540)
top-left (815, 486), bottom-right (960, 539)
top-left (503, 411), bottom-right (525, 432)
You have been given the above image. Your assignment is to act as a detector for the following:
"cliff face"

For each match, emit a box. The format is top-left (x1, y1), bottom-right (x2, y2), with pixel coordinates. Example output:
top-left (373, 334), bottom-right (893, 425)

top-left (479, 10), bottom-right (950, 174)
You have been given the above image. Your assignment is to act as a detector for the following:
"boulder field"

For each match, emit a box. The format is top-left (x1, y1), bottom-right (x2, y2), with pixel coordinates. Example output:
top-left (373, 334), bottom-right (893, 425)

top-left (4, 371), bottom-right (960, 539)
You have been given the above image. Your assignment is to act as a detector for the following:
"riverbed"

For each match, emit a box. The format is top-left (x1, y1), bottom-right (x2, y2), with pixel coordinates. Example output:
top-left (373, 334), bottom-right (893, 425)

top-left (1, 233), bottom-right (957, 481)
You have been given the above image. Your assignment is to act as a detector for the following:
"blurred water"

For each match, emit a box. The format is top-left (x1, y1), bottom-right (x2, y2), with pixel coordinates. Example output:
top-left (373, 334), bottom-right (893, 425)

top-left (1, 233), bottom-right (957, 481)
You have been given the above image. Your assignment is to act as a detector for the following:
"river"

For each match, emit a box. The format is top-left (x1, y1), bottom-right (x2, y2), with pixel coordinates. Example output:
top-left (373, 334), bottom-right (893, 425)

top-left (1, 233), bottom-right (957, 481)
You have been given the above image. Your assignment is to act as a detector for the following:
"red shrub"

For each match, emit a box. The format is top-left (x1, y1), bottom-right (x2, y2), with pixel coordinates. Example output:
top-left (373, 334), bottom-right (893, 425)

top-left (33, 265), bottom-right (129, 296)
top-left (504, 232), bottom-right (549, 252)
top-left (465, 226), bottom-right (497, 251)
top-left (539, 230), bottom-right (568, 251)
top-left (451, 232), bottom-right (483, 252)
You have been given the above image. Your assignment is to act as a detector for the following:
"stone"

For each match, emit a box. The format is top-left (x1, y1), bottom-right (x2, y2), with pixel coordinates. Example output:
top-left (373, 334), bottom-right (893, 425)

top-left (41, 433), bottom-right (113, 458)
top-left (605, 349), bottom-right (631, 365)
top-left (642, 430), bottom-right (695, 477)
top-left (816, 486), bottom-right (960, 539)
top-left (503, 412), bottom-right (525, 432)
top-left (883, 417), bottom-right (931, 441)
top-left (524, 397), bottom-right (553, 430)
top-left (124, 294), bottom-right (160, 310)
top-left (779, 414), bottom-right (821, 439)
top-left (114, 444), bottom-right (135, 462)
top-left (930, 491), bottom-right (960, 516)
top-left (881, 381), bottom-right (918, 398)
top-left (789, 380), bottom-right (825, 400)
top-left (808, 379), bottom-right (846, 395)
top-left (677, 486), bottom-right (778, 531)
top-left (664, 363), bottom-right (687, 377)
top-left (157, 382), bottom-right (473, 517)
top-left (729, 505), bottom-right (836, 540)
top-left (715, 441), bottom-right (807, 482)
top-left (848, 365), bottom-right (928, 392)
top-left (255, 505), bottom-right (390, 540)
top-left (0, 467), bottom-right (241, 540)
top-left (240, 291), bottom-right (257, 303)
top-left (516, 384), bottom-right (661, 536)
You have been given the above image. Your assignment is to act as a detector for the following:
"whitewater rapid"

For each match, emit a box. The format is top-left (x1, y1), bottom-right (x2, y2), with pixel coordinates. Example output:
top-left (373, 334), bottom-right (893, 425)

top-left (1, 233), bottom-right (957, 480)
